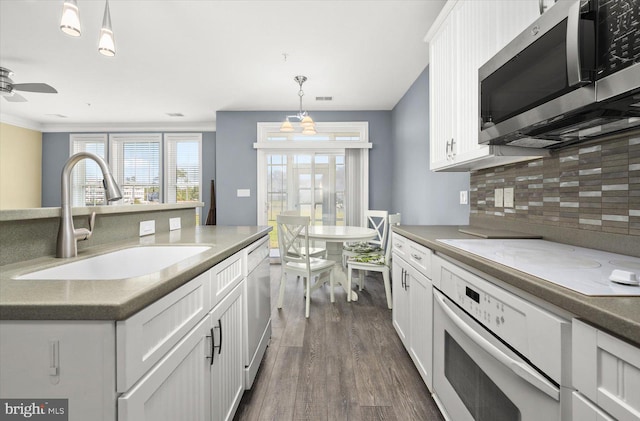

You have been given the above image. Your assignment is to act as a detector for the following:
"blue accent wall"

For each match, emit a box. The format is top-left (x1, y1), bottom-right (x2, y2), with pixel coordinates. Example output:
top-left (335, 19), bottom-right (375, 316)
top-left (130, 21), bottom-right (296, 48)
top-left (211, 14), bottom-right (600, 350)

top-left (391, 67), bottom-right (470, 225)
top-left (215, 111), bottom-right (393, 226)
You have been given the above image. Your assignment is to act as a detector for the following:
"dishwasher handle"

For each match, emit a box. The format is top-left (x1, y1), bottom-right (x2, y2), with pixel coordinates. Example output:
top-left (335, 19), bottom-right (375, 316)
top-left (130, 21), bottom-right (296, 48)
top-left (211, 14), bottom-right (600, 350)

top-left (434, 291), bottom-right (560, 400)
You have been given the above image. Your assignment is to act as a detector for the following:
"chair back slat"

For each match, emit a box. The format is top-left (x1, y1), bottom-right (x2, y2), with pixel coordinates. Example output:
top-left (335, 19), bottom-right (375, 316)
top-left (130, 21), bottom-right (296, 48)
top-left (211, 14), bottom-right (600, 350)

top-left (365, 210), bottom-right (389, 249)
top-left (277, 214), bottom-right (312, 272)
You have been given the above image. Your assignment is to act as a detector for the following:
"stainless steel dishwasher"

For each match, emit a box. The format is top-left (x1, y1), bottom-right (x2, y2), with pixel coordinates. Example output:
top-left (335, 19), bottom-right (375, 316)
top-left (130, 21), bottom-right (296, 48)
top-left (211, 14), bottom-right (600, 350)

top-left (243, 236), bottom-right (271, 388)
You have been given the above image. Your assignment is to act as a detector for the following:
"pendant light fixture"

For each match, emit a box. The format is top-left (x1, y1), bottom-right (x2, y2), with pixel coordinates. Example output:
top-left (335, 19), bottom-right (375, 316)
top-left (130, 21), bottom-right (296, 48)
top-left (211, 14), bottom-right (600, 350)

top-left (98, 0), bottom-right (116, 56)
top-left (60, 0), bottom-right (81, 37)
top-left (280, 75), bottom-right (316, 135)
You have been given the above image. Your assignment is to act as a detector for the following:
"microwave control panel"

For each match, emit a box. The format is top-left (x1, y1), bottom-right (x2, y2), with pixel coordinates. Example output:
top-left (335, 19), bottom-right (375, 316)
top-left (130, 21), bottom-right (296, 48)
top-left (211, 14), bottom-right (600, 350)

top-left (597, 0), bottom-right (640, 78)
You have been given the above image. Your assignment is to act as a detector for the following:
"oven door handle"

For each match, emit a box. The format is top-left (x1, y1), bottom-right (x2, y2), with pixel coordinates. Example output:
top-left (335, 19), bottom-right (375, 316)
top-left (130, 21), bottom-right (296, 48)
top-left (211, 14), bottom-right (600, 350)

top-left (434, 292), bottom-right (560, 400)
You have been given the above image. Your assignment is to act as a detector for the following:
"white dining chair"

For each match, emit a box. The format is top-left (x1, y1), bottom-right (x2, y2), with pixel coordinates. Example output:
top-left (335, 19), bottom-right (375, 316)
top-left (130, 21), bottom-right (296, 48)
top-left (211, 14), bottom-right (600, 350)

top-left (342, 209), bottom-right (389, 266)
top-left (277, 214), bottom-right (336, 318)
top-left (280, 210), bottom-right (326, 259)
top-left (346, 213), bottom-right (401, 309)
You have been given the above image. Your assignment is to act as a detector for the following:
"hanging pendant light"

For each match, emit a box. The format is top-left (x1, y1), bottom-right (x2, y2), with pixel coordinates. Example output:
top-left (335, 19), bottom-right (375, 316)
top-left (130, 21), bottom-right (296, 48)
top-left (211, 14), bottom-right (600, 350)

top-left (280, 75), bottom-right (317, 135)
top-left (98, 0), bottom-right (116, 57)
top-left (60, 0), bottom-right (81, 37)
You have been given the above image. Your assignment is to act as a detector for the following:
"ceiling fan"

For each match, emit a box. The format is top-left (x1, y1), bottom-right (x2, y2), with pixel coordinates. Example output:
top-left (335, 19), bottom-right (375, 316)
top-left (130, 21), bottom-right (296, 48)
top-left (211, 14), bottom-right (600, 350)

top-left (0, 67), bottom-right (58, 102)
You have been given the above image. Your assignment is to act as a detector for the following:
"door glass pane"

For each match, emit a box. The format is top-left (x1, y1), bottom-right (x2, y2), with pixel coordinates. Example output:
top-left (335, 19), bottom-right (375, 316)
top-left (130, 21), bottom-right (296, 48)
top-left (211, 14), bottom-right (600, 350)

top-left (265, 151), bottom-right (344, 251)
top-left (444, 331), bottom-right (521, 421)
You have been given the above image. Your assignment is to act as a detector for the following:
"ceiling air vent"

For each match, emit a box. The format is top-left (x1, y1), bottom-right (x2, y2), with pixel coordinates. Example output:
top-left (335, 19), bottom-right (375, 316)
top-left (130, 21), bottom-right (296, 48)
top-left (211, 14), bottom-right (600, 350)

top-left (166, 112), bottom-right (184, 117)
top-left (315, 96), bottom-right (333, 101)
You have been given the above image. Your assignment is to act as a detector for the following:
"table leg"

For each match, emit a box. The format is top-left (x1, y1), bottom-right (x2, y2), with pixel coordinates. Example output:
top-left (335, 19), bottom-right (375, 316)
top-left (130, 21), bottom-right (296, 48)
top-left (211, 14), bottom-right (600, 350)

top-left (325, 241), bottom-right (358, 301)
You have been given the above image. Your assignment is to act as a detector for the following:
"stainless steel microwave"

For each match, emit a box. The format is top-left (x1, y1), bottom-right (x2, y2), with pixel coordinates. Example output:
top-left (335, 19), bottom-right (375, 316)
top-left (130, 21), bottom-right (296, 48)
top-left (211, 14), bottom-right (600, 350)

top-left (479, 0), bottom-right (640, 149)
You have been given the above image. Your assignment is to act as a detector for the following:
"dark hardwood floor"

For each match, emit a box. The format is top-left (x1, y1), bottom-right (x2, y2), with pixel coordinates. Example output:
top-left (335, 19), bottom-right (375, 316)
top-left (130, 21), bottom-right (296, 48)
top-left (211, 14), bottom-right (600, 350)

top-left (233, 265), bottom-right (445, 421)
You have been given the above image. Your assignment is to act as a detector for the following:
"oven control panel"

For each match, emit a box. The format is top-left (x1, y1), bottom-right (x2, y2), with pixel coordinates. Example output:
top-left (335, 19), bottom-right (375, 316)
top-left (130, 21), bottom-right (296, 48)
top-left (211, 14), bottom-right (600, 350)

top-left (432, 254), bottom-right (570, 384)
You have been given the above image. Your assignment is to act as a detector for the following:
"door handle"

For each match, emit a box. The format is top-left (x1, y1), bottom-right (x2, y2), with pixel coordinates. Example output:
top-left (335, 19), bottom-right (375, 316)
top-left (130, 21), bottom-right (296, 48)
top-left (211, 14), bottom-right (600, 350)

top-left (434, 291), bottom-right (560, 400)
top-left (214, 319), bottom-right (222, 355)
top-left (207, 327), bottom-right (215, 366)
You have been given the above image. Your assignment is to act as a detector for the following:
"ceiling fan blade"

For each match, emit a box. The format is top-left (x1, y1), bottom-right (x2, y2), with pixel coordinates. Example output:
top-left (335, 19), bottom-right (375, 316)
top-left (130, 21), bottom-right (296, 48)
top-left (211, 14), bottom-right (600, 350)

top-left (12, 83), bottom-right (57, 94)
top-left (4, 92), bottom-right (27, 102)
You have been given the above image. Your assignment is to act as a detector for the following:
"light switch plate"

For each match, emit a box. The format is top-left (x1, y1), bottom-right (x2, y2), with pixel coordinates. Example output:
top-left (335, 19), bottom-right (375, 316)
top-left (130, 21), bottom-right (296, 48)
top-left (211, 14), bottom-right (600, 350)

top-left (139, 220), bottom-right (155, 236)
top-left (459, 190), bottom-right (468, 205)
top-left (504, 187), bottom-right (514, 208)
top-left (169, 217), bottom-right (181, 231)
top-left (237, 189), bottom-right (250, 197)
top-left (495, 188), bottom-right (504, 208)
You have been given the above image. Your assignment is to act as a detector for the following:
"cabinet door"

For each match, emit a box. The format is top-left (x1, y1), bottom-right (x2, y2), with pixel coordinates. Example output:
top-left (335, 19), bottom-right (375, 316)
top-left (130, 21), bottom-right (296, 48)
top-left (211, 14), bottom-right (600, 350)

top-left (391, 255), bottom-right (410, 348)
top-left (495, 0), bottom-right (540, 51)
top-left (118, 317), bottom-right (211, 421)
top-left (407, 264), bottom-right (433, 391)
top-left (210, 281), bottom-right (245, 421)
top-left (429, 5), bottom-right (458, 170)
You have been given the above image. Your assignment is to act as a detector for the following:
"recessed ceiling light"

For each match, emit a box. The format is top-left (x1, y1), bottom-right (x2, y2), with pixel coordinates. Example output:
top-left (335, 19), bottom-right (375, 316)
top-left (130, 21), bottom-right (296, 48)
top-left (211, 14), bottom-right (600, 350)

top-left (166, 112), bottom-right (184, 117)
top-left (315, 96), bottom-right (333, 101)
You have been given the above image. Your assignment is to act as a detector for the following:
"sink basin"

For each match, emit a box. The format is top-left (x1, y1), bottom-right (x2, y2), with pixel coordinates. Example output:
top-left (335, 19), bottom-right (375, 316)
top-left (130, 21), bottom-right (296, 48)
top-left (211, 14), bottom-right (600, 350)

top-left (15, 246), bottom-right (211, 280)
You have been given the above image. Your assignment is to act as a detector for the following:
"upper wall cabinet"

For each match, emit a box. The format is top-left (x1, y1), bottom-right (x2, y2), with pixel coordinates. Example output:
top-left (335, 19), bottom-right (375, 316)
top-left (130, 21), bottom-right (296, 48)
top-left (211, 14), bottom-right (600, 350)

top-left (427, 0), bottom-right (548, 172)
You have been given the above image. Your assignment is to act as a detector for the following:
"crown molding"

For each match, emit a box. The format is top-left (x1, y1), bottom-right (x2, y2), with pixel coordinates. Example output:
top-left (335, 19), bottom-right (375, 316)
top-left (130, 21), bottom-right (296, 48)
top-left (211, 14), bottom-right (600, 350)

top-left (0, 113), bottom-right (44, 131)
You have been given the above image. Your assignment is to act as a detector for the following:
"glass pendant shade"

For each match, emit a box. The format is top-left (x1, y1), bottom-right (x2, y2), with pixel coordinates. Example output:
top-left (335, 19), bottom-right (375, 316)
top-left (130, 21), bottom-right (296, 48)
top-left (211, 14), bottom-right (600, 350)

top-left (98, 0), bottom-right (116, 56)
top-left (302, 126), bottom-right (317, 135)
top-left (280, 120), bottom-right (294, 133)
top-left (60, 0), bottom-right (81, 37)
top-left (300, 115), bottom-right (315, 128)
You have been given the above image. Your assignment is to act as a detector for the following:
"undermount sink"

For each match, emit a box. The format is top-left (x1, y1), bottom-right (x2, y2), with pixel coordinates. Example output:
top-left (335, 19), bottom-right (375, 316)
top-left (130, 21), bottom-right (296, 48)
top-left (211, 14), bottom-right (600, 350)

top-left (14, 246), bottom-right (211, 280)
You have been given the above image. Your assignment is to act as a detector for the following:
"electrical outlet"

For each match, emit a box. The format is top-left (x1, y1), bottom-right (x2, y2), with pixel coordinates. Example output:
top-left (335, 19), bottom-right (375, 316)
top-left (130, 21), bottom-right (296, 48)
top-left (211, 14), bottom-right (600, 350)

top-left (169, 217), bottom-right (181, 231)
top-left (237, 189), bottom-right (250, 197)
top-left (459, 190), bottom-right (468, 205)
top-left (495, 188), bottom-right (504, 208)
top-left (139, 220), bottom-right (155, 237)
top-left (504, 187), bottom-right (514, 208)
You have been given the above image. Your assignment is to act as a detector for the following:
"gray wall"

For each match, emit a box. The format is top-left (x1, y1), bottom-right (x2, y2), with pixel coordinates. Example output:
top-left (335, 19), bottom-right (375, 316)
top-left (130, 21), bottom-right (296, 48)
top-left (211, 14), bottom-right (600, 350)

top-left (391, 67), bottom-right (470, 225)
top-left (215, 111), bottom-right (393, 226)
top-left (42, 132), bottom-right (216, 224)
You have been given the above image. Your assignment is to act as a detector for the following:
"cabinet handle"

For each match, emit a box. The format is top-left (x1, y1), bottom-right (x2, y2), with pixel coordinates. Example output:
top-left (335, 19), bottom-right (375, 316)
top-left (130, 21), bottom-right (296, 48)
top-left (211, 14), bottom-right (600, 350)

top-left (411, 253), bottom-right (422, 261)
top-left (445, 139), bottom-right (450, 159)
top-left (207, 327), bottom-right (215, 366)
top-left (538, 0), bottom-right (544, 14)
top-left (215, 319), bottom-right (222, 355)
top-left (401, 268), bottom-right (405, 288)
top-left (450, 138), bottom-right (456, 157)
top-left (395, 243), bottom-right (402, 248)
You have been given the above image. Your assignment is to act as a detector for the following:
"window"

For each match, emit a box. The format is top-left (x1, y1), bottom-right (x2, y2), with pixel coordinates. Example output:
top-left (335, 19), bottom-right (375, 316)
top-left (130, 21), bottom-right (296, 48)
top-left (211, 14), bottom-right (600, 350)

top-left (110, 134), bottom-right (162, 205)
top-left (70, 133), bottom-right (202, 220)
top-left (165, 133), bottom-right (202, 223)
top-left (70, 134), bottom-right (108, 207)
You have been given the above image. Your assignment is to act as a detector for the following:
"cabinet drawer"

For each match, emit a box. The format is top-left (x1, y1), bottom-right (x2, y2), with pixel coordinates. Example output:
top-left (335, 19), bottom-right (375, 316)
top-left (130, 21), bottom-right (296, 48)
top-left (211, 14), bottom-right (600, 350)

top-left (116, 271), bottom-right (210, 392)
top-left (246, 236), bottom-right (269, 275)
top-left (210, 251), bottom-right (244, 309)
top-left (573, 318), bottom-right (640, 421)
top-left (407, 242), bottom-right (431, 278)
top-left (391, 233), bottom-right (408, 260)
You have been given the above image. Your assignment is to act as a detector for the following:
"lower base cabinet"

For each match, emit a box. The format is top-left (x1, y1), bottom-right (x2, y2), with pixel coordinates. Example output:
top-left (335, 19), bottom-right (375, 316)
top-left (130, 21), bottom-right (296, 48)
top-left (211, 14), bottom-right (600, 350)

top-left (118, 281), bottom-right (244, 421)
top-left (391, 234), bottom-right (433, 391)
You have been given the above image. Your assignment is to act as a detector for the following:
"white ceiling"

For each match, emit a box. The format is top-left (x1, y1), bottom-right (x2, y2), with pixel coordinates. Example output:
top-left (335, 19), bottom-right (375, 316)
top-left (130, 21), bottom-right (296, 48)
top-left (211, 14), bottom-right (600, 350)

top-left (0, 0), bottom-right (445, 131)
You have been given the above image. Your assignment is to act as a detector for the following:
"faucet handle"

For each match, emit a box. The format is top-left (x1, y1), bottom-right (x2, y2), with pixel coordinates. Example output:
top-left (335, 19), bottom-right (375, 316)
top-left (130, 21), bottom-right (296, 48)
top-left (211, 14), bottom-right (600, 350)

top-left (75, 212), bottom-right (96, 241)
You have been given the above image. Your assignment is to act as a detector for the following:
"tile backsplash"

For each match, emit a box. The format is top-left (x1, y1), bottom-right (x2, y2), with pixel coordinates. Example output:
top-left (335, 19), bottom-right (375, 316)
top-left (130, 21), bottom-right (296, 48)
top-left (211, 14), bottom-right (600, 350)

top-left (470, 134), bottom-right (640, 236)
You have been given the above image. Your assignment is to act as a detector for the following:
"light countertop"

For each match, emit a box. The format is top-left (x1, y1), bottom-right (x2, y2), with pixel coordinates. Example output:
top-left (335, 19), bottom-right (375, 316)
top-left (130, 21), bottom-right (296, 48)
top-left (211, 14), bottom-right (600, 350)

top-left (0, 225), bottom-right (270, 321)
top-left (393, 225), bottom-right (640, 347)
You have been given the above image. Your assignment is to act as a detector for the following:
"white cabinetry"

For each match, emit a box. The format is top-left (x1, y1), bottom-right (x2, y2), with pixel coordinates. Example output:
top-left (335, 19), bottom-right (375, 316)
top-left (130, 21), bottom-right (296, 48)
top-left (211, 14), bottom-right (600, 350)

top-left (391, 233), bottom-right (434, 390)
top-left (427, 0), bottom-right (545, 171)
top-left (572, 319), bottom-right (640, 421)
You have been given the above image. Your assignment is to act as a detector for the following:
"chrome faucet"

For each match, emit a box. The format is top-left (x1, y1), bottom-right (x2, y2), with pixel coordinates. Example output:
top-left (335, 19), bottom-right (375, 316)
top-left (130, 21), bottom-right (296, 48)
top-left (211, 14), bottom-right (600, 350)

top-left (57, 152), bottom-right (122, 258)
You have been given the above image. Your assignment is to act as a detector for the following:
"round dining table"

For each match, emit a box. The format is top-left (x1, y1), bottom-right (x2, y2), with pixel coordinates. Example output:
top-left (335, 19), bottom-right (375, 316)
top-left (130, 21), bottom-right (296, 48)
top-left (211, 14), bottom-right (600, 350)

top-left (307, 225), bottom-right (377, 301)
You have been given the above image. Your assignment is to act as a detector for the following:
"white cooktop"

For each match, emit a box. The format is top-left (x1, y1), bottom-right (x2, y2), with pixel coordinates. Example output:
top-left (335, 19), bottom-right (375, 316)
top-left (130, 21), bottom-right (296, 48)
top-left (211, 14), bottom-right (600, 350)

top-left (437, 239), bottom-right (640, 296)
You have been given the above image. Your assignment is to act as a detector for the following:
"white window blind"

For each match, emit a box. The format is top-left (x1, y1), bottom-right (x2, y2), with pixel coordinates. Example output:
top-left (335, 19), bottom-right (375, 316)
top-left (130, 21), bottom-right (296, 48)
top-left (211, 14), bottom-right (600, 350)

top-left (109, 134), bottom-right (162, 205)
top-left (165, 133), bottom-right (202, 222)
top-left (70, 134), bottom-right (108, 207)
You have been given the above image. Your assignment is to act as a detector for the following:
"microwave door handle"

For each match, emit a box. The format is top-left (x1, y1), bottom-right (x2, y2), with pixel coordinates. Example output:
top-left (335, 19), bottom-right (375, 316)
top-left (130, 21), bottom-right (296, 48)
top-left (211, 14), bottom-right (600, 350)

top-left (434, 292), bottom-right (560, 400)
top-left (566, 0), bottom-right (585, 87)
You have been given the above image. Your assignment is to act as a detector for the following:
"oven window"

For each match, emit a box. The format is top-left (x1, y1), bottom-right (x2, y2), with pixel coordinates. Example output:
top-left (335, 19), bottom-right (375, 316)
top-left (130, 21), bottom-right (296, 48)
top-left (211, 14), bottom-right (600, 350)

top-left (481, 20), bottom-right (570, 126)
top-left (445, 331), bottom-right (521, 421)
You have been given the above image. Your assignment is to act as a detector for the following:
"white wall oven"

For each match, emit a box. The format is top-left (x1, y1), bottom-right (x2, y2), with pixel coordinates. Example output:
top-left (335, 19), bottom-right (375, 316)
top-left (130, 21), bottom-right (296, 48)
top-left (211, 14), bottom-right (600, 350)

top-left (431, 254), bottom-right (572, 421)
